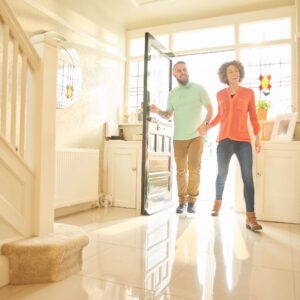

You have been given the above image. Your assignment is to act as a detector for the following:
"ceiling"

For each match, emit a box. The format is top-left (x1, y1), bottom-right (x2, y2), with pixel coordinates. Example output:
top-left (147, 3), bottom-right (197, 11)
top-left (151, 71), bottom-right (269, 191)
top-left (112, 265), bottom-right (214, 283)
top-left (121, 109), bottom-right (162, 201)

top-left (90, 0), bottom-right (294, 30)
top-left (7, 0), bottom-right (295, 48)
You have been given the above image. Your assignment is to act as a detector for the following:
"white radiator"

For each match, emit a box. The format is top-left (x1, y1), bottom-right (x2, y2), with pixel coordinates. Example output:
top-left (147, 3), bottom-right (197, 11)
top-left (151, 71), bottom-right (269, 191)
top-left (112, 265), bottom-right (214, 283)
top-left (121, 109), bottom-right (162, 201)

top-left (54, 148), bottom-right (99, 208)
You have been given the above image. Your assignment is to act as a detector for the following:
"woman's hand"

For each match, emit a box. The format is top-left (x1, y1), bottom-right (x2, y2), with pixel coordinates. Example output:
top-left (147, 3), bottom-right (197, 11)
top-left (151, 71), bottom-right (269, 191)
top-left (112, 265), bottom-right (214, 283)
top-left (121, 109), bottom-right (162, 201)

top-left (255, 136), bottom-right (261, 153)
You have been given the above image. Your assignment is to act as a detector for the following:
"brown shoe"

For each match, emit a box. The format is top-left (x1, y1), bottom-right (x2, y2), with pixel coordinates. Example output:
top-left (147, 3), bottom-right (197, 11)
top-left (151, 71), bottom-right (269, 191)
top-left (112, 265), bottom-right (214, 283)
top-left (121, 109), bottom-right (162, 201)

top-left (246, 212), bottom-right (262, 231)
top-left (211, 200), bottom-right (222, 216)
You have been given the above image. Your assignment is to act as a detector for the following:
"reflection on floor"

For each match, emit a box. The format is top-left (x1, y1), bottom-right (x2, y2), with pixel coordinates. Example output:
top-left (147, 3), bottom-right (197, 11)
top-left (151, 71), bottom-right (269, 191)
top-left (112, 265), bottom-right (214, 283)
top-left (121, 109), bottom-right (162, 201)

top-left (1, 201), bottom-right (299, 300)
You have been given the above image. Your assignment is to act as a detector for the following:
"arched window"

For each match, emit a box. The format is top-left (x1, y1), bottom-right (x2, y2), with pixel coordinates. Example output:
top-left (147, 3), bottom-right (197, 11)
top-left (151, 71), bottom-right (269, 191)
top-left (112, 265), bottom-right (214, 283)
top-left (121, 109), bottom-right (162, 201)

top-left (31, 31), bottom-right (82, 109)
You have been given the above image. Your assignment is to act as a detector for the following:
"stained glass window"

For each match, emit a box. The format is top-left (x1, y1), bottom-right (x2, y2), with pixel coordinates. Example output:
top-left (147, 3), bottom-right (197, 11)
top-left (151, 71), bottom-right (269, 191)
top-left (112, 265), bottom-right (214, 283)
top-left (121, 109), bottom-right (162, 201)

top-left (31, 31), bottom-right (82, 109)
top-left (56, 46), bottom-right (82, 109)
top-left (240, 44), bottom-right (291, 119)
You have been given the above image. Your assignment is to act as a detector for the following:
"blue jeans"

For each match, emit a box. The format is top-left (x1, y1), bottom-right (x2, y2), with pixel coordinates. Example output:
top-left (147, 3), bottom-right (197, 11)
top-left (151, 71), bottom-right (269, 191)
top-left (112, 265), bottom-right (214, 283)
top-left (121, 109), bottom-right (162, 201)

top-left (216, 138), bottom-right (255, 212)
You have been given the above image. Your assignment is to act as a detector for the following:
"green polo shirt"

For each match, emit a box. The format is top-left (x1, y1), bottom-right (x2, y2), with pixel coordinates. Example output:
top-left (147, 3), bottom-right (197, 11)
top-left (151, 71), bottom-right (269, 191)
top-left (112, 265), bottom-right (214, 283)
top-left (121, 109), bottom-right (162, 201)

top-left (167, 82), bottom-right (211, 140)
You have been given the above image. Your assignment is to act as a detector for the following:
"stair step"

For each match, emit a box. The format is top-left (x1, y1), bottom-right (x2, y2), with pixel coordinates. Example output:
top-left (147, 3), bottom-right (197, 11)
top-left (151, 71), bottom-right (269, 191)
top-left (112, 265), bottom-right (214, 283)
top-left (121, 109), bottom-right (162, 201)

top-left (1, 223), bottom-right (89, 285)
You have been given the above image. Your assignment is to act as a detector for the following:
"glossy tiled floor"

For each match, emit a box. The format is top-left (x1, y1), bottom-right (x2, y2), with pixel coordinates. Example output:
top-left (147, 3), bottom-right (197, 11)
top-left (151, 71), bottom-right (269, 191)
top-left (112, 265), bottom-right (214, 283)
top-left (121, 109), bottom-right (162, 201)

top-left (1, 201), bottom-right (300, 300)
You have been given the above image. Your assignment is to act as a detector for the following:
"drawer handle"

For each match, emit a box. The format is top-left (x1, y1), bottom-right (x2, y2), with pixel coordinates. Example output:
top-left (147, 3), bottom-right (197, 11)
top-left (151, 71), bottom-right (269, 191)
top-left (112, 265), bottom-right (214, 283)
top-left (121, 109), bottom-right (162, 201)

top-left (132, 168), bottom-right (137, 171)
top-left (257, 172), bottom-right (261, 176)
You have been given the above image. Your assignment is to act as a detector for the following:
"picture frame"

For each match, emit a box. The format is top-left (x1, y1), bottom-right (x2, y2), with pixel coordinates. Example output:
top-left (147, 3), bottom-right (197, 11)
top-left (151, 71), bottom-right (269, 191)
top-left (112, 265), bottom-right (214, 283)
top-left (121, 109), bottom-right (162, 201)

top-left (271, 112), bottom-right (298, 141)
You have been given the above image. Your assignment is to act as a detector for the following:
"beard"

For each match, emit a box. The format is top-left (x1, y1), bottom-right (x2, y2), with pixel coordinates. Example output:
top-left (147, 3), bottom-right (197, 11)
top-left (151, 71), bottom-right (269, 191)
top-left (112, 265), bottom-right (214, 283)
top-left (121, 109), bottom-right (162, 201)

top-left (176, 75), bottom-right (189, 85)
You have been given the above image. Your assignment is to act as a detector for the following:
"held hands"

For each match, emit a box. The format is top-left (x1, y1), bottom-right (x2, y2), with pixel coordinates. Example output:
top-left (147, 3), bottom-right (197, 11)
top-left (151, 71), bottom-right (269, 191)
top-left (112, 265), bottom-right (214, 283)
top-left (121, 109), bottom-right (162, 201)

top-left (197, 122), bottom-right (209, 137)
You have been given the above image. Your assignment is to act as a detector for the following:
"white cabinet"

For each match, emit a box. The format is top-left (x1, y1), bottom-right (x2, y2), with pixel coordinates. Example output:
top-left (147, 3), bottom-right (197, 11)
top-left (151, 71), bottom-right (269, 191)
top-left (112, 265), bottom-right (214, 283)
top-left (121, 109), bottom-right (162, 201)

top-left (255, 141), bottom-right (300, 223)
top-left (233, 141), bottom-right (300, 224)
top-left (103, 141), bottom-right (142, 210)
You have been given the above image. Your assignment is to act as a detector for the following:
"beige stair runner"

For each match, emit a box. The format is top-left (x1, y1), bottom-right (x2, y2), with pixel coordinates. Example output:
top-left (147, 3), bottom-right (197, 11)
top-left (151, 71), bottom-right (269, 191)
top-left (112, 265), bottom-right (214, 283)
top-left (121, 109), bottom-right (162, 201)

top-left (1, 223), bottom-right (89, 285)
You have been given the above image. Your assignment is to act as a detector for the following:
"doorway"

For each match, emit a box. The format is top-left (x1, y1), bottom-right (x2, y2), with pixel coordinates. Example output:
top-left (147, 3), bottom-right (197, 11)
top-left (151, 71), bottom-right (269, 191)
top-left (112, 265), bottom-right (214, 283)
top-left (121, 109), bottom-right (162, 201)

top-left (141, 33), bottom-right (239, 212)
top-left (172, 50), bottom-right (237, 209)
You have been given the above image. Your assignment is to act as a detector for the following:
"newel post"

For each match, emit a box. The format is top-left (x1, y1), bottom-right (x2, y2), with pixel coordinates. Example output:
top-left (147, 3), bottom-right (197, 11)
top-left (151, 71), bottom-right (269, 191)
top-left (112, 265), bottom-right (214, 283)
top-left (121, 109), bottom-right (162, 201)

top-left (31, 36), bottom-right (58, 236)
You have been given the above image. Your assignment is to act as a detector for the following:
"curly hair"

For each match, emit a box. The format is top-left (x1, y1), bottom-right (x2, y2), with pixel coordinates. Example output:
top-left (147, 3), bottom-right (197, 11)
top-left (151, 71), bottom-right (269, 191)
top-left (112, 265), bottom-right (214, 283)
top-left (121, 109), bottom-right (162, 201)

top-left (218, 60), bottom-right (245, 85)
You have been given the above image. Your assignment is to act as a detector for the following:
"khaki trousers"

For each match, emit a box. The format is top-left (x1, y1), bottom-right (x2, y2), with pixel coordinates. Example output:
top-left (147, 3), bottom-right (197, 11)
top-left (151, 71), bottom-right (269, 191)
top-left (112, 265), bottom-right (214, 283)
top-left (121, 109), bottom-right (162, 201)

top-left (173, 136), bottom-right (204, 204)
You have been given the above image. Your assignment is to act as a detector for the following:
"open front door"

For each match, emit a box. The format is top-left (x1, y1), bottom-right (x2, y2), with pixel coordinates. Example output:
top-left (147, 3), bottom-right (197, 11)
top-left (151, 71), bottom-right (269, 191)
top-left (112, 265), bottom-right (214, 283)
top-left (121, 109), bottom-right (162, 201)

top-left (141, 32), bottom-right (174, 215)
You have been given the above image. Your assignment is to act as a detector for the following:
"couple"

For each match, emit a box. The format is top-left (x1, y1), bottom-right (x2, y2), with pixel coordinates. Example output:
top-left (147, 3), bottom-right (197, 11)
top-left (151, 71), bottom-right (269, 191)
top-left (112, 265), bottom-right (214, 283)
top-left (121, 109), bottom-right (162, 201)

top-left (150, 60), bottom-right (262, 232)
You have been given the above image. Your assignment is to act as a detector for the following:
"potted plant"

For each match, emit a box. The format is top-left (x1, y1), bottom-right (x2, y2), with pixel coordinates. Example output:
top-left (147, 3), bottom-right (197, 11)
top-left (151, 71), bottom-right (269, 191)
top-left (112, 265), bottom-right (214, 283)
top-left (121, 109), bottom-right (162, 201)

top-left (256, 99), bottom-right (271, 120)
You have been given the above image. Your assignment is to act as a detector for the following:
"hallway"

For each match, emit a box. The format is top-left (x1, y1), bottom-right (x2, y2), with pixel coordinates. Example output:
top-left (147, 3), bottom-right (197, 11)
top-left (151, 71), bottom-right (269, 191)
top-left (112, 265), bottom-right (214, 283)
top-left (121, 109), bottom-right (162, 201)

top-left (0, 201), bottom-right (299, 300)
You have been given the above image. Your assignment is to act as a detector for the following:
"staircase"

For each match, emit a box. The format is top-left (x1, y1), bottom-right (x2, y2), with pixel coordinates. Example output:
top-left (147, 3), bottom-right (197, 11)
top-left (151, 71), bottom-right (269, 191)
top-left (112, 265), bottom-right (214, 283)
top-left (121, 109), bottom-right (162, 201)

top-left (0, 0), bottom-right (70, 287)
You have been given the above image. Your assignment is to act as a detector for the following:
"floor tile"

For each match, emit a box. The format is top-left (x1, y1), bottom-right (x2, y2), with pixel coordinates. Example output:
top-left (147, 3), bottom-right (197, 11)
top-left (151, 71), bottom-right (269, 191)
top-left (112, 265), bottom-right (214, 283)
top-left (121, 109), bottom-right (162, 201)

top-left (2, 275), bottom-right (153, 300)
top-left (1, 203), bottom-right (299, 300)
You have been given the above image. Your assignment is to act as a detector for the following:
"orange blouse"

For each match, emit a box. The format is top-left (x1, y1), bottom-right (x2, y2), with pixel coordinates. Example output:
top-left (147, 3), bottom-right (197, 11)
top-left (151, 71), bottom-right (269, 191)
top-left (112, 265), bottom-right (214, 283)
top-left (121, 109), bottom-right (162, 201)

top-left (210, 86), bottom-right (260, 143)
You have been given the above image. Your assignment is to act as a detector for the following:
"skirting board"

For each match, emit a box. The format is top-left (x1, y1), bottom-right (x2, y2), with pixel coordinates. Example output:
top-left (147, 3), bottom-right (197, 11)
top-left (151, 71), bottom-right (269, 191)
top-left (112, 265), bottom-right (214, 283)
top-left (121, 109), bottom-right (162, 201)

top-left (55, 200), bottom-right (99, 218)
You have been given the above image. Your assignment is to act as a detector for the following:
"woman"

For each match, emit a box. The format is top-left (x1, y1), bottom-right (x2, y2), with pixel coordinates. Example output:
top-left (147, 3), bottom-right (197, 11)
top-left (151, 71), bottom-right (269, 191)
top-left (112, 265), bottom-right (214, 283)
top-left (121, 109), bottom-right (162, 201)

top-left (201, 60), bottom-right (262, 231)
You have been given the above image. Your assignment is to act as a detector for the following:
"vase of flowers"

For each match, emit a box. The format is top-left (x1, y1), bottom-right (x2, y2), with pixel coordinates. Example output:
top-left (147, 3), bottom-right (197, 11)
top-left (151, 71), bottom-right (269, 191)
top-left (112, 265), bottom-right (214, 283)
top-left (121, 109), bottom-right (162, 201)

top-left (256, 99), bottom-right (271, 120)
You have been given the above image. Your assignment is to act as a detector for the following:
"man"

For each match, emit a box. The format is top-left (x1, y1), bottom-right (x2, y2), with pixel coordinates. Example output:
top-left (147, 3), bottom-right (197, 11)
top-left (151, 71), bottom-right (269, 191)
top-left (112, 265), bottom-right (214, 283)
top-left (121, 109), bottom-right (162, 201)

top-left (150, 61), bottom-right (212, 214)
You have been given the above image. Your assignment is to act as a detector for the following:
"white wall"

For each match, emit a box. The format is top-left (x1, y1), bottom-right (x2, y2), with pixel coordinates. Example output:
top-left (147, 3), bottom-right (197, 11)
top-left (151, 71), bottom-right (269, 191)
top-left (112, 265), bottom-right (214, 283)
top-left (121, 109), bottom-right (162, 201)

top-left (7, 0), bottom-right (127, 190)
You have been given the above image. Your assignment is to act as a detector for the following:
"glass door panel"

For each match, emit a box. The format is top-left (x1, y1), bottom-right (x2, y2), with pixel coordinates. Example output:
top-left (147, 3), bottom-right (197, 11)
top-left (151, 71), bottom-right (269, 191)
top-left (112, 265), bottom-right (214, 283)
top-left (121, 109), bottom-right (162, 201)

top-left (141, 32), bottom-right (174, 215)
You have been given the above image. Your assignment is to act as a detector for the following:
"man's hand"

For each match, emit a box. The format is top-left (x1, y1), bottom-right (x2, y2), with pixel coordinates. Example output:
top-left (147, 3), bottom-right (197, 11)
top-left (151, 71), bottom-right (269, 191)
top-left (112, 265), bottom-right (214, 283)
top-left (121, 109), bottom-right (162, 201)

top-left (150, 105), bottom-right (173, 119)
top-left (150, 104), bottom-right (159, 114)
